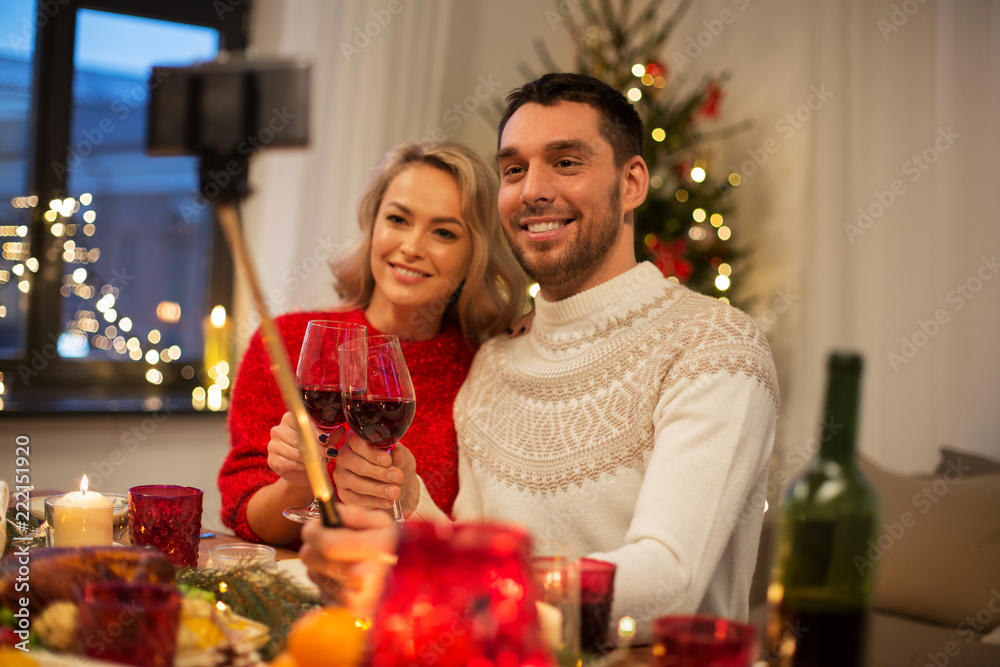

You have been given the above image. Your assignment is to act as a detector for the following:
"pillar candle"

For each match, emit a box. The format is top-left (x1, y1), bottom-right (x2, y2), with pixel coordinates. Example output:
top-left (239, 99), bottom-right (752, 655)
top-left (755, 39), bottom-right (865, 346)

top-left (52, 476), bottom-right (113, 547)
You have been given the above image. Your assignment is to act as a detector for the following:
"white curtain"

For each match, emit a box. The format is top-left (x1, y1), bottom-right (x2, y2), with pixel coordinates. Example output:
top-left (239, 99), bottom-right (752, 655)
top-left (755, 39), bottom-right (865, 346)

top-left (232, 0), bottom-right (454, 346)
top-left (780, 0), bottom-right (1000, 474)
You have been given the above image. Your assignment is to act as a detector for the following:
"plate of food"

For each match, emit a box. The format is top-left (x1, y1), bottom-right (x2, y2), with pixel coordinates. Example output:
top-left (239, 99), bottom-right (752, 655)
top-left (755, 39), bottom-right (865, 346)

top-left (1, 546), bottom-right (272, 667)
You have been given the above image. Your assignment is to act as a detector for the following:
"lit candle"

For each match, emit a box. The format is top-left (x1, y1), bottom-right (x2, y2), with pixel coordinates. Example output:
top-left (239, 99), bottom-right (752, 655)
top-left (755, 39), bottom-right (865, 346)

top-left (535, 600), bottom-right (563, 650)
top-left (52, 475), bottom-right (113, 547)
top-left (203, 305), bottom-right (230, 375)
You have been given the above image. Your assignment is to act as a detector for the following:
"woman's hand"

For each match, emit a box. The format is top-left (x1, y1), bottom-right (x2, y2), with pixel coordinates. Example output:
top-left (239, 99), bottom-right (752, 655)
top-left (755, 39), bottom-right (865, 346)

top-left (300, 504), bottom-right (398, 618)
top-left (267, 411), bottom-right (341, 488)
top-left (333, 433), bottom-right (420, 516)
top-left (507, 308), bottom-right (535, 337)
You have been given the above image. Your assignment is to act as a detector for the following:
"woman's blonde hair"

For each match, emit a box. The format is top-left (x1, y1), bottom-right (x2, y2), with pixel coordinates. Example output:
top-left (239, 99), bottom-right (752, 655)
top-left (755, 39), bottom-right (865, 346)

top-left (333, 141), bottom-right (529, 344)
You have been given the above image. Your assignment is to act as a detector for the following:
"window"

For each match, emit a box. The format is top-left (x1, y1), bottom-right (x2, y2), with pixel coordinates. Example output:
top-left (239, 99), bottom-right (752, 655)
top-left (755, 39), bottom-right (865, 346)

top-left (0, 0), bottom-right (246, 412)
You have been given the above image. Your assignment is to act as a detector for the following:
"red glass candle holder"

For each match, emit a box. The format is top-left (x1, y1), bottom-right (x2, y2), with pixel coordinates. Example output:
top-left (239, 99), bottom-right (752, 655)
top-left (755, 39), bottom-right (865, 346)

top-left (75, 581), bottom-right (181, 667)
top-left (579, 557), bottom-right (617, 654)
top-left (651, 615), bottom-right (756, 667)
top-left (368, 520), bottom-right (554, 667)
top-left (128, 485), bottom-right (203, 567)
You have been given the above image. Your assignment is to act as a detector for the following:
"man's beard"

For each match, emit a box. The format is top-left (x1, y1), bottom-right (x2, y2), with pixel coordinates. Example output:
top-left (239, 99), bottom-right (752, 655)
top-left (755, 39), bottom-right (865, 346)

top-left (505, 181), bottom-right (623, 292)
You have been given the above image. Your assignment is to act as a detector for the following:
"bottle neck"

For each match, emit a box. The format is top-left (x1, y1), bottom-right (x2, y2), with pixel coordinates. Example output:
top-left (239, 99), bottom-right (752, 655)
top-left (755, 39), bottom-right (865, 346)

top-left (818, 360), bottom-right (861, 465)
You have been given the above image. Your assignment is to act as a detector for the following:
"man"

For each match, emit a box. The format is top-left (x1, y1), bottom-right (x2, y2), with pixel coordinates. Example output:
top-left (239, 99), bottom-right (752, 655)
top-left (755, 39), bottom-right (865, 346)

top-left (302, 73), bottom-right (778, 642)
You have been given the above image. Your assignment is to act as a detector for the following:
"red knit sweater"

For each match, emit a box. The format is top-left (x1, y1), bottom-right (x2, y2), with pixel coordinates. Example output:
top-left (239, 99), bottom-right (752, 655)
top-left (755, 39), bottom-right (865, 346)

top-left (218, 309), bottom-right (475, 543)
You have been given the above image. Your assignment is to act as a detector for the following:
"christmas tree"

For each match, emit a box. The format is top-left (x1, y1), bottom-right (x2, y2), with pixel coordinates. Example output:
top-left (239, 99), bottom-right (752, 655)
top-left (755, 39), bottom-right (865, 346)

top-left (529, 0), bottom-right (750, 304)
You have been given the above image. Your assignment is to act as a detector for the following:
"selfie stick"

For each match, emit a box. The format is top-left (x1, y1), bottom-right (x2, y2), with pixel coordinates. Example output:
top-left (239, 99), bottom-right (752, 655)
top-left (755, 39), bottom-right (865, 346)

top-left (215, 203), bottom-right (342, 528)
top-left (147, 55), bottom-right (341, 527)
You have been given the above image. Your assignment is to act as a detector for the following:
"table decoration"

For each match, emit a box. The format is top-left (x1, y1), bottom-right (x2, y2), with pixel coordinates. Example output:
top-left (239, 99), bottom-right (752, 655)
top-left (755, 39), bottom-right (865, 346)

top-left (206, 544), bottom-right (278, 573)
top-left (368, 520), bottom-right (554, 667)
top-left (580, 557), bottom-right (617, 655)
top-left (128, 485), bottom-right (203, 566)
top-left (75, 581), bottom-right (181, 667)
top-left (45, 477), bottom-right (113, 548)
top-left (0, 541), bottom-right (317, 665)
top-left (651, 615), bottom-right (756, 666)
top-left (174, 565), bottom-right (320, 661)
top-left (3, 505), bottom-right (45, 553)
top-left (531, 554), bottom-right (581, 653)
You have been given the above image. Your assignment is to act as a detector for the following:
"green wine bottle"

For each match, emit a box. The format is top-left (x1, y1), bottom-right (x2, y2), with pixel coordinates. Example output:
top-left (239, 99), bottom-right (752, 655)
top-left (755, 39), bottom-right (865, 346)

top-left (765, 353), bottom-right (881, 667)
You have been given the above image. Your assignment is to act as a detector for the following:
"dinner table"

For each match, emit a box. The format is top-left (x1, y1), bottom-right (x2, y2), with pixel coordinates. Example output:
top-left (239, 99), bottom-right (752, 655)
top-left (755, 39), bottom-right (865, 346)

top-left (15, 490), bottom-right (662, 666)
top-left (196, 529), bottom-right (664, 666)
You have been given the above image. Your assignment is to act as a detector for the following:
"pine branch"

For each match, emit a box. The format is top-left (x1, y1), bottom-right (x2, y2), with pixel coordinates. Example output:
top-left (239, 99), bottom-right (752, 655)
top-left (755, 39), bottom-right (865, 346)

top-left (175, 566), bottom-right (320, 661)
top-left (533, 37), bottom-right (563, 74)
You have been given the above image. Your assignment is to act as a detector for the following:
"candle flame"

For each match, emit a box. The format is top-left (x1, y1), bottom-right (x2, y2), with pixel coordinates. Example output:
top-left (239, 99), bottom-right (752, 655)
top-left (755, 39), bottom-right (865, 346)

top-left (80, 475), bottom-right (89, 494)
top-left (210, 305), bottom-right (227, 328)
top-left (618, 615), bottom-right (636, 638)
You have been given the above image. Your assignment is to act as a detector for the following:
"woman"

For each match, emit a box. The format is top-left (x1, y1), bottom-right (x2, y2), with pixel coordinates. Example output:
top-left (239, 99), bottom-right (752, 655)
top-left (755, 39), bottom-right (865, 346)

top-left (218, 141), bottom-right (529, 546)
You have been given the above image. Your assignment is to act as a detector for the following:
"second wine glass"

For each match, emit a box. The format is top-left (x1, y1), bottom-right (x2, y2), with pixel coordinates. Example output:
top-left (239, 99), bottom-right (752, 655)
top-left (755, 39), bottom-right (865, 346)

top-left (283, 320), bottom-right (367, 524)
top-left (339, 334), bottom-right (415, 524)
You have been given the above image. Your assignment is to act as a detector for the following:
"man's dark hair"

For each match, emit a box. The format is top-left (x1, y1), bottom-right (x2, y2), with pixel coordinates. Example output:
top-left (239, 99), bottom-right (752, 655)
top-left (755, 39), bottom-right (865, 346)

top-left (497, 72), bottom-right (644, 168)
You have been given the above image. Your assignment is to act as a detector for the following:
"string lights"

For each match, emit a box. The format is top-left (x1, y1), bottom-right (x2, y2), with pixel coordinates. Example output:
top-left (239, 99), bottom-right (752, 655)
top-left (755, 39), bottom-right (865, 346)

top-left (2, 193), bottom-right (229, 410)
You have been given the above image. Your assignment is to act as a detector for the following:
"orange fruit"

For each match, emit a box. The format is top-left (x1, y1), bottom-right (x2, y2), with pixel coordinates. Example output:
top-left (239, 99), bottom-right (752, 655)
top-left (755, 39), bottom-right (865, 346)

top-left (286, 606), bottom-right (367, 667)
top-left (0, 647), bottom-right (37, 667)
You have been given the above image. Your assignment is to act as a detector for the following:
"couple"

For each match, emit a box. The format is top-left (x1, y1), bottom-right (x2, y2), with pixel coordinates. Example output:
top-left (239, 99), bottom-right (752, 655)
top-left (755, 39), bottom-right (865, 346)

top-left (220, 73), bottom-right (778, 642)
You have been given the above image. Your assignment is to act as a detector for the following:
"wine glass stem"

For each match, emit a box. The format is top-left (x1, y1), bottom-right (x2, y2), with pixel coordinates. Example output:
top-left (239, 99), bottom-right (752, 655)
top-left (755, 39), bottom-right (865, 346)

top-left (391, 500), bottom-right (404, 524)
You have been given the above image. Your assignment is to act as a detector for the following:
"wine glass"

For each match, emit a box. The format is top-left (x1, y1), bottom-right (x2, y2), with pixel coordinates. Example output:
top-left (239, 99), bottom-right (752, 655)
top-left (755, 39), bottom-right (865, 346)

top-left (339, 334), bottom-right (416, 524)
top-left (282, 320), bottom-right (367, 523)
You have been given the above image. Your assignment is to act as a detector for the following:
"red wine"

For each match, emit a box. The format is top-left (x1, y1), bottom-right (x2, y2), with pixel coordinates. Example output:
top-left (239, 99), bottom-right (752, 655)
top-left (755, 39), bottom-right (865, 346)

top-left (299, 385), bottom-right (345, 431)
top-left (580, 600), bottom-right (613, 655)
top-left (766, 607), bottom-right (868, 666)
top-left (344, 396), bottom-right (415, 449)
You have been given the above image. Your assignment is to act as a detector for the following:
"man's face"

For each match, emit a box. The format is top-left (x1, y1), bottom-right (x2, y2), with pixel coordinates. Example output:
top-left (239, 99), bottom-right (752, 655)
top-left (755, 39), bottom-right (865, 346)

top-left (496, 101), bottom-right (626, 296)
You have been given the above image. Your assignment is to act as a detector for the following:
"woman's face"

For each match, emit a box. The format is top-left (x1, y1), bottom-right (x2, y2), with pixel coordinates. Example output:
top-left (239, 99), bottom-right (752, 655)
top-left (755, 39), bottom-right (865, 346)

top-left (367, 163), bottom-right (473, 325)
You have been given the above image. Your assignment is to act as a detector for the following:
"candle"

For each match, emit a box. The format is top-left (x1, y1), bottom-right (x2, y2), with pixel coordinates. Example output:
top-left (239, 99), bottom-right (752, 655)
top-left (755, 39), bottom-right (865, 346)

top-left (202, 305), bottom-right (231, 411)
top-left (203, 305), bottom-right (231, 376)
top-left (52, 475), bottom-right (113, 547)
top-left (536, 600), bottom-right (564, 650)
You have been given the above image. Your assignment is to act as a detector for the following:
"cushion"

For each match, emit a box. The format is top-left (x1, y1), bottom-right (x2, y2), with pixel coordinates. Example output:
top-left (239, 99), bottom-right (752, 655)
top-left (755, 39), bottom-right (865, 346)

top-left (859, 457), bottom-right (1000, 631)
top-left (935, 447), bottom-right (1000, 477)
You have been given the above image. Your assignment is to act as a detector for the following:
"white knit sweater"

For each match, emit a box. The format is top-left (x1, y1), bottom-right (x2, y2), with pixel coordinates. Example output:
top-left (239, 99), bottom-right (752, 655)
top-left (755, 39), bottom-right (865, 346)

top-left (413, 262), bottom-right (779, 643)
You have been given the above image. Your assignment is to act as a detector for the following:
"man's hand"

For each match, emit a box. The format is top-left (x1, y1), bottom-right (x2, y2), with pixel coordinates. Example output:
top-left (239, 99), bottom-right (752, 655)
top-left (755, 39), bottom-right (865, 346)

top-left (268, 411), bottom-right (341, 488)
top-left (300, 504), bottom-right (399, 619)
top-left (333, 433), bottom-right (420, 516)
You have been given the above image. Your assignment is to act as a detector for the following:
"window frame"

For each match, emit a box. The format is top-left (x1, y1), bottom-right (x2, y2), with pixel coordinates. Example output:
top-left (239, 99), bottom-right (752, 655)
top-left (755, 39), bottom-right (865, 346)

top-left (0, 0), bottom-right (247, 413)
